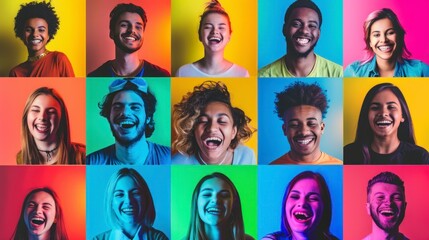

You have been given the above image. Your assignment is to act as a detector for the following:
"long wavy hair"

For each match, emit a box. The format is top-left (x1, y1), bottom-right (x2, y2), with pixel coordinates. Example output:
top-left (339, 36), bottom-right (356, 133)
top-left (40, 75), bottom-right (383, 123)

top-left (172, 81), bottom-right (254, 156)
top-left (354, 83), bottom-right (415, 163)
top-left (11, 187), bottom-right (68, 240)
top-left (185, 172), bottom-right (246, 240)
top-left (279, 171), bottom-right (338, 240)
top-left (362, 8), bottom-right (411, 64)
top-left (18, 87), bottom-right (84, 164)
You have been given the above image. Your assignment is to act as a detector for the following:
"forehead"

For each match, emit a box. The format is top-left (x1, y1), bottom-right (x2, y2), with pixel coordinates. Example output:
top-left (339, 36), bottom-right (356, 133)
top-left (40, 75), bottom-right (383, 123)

top-left (284, 105), bottom-right (322, 121)
top-left (369, 182), bottom-right (403, 196)
top-left (112, 90), bottom-right (144, 104)
top-left (117, 12), bottom-right (143, 23)
top-left (32, 94), bottom-right (60, 108)
top-left (371, 89), bottom-right (400, 103)
top-left (115, 175), bottom-right (139, 190)
top-left (289, 7), bottom-right (319, 23)
top-left (25, 18), bottom-right (48, 27)
top-left (202, 13), bottom-right (229, 24)
top-left (291, 178), bottom-right (320, 193)
top-left (202, 101), bottom-right (232, 115)
top-left (28, 191), bottom-right (55, 204)
top-left (200, 177), bottom-right (231, 192)
top-left (371, 18), bottom-right (393, 31)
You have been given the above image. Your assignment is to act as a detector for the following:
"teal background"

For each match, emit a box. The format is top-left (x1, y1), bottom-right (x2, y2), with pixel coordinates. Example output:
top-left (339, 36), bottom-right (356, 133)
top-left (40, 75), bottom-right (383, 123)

top-left (86, 77), bottom-right (171, 154)
top-left (171, 165), bottom-right (257, 239)
top-left (258, 165), bottom-right (343, 239)
top-left (258, 78), bottom-right (343, 164)
top-left (86, 165), bottom-right (171, 239)
top-left (258, 0), bottom-right (343, 69)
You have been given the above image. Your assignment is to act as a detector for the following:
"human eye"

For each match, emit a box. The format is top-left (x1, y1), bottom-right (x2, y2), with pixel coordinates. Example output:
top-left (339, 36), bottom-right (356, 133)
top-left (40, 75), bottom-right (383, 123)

top-left (291, 20), bottom-right (302, 28)
top-left (131, 105), bottom-right (141, 111)
top-left (307, 121), bottom-right (318, 127)
top-left (387, 30), bottom-right (396, 35)
top-left (27, 202), bottom-right (35, 208)
top-left (114, 191), bottom-right (124, 198)
top-left (289, 193), bottom-right (300, 200)
top-left (288, 122), bottom-right (299, 128)
top-left (42, 205), bottom-right (51, 210)
top-left (197, 116), bottom-right (209, 124)
top-left (308, 194), bottom-right (320, 202)
top-left (30, 108), bottom-right (40, 113)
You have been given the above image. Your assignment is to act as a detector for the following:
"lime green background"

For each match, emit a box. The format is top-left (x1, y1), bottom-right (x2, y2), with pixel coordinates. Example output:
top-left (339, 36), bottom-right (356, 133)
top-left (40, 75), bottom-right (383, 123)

top-left (86, 78), bottom-right (171, 154)
top-left (171, 165), bottom-right (257, 239)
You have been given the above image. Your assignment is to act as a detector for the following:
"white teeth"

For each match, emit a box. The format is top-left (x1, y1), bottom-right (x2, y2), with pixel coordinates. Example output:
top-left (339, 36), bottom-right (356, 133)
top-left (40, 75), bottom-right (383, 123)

top-left (32, 217), bottom-right (44, 221)
top-left (294, 211), bottom-right (309, 217)
top-left (205, 137), bottom-right (222, 142)
top-left (297, 38), bottom-right (310, 44)
top-left (297, 139), bottom-right (312, 145)
top-left (207, 207), bottom-right (221, 214)
top-left (122, 207), bottom-right (135, 214)
top-left (119, 121), bottom-right (135, 128)
top-left (31, 39), bottom-right (42, 44)
top-left (378, 46), bottom-right (392, 52)
top-left (35, 124), bottom-right (48, 131)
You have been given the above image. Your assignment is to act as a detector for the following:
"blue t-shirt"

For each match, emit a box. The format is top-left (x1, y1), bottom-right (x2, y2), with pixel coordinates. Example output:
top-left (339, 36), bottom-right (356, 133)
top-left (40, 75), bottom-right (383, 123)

top-left (344, 57), bottom-right (429, 77)
top-left (87, 142), bottom-right (171, 165)
top-left (172, 145), bottom-right (256, 165)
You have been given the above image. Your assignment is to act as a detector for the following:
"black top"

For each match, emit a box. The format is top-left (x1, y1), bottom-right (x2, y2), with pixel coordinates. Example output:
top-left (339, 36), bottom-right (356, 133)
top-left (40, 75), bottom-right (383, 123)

top-left (344, 141), bottom-right (429, 164)
top-left (88, 60), bottom-right (170, 77)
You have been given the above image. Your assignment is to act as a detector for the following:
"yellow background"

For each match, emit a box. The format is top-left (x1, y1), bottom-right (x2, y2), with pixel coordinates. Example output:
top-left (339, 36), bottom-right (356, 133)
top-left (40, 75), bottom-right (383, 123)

top-left (0, 0), bottom-right (86, 77)
top-left (171, 0), bottom-right (257, 77)
top-left (344, 78), bottom-right (429, 150)
top-left (171, 77), bottom-right (258, 161)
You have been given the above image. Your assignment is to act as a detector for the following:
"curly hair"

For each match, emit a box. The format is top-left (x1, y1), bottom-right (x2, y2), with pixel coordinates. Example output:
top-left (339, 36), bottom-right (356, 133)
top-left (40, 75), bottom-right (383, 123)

top-left (198, 0), bottom-right (232, 39)
top-left (109, 3), bottom-right (147, 32)
top-left (14, 1), bottom-right (60, 42)
top-left (98, 82), bottom-right (157, 138)
top-left (173, 81), bottom-right (253, 155)
top-left (275, 81), bottom-right (329, 120)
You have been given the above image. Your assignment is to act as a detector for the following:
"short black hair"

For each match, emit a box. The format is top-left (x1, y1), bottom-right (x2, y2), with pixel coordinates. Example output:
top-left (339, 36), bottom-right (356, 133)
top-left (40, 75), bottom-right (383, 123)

top-left (14, 1), bottom-right (60, 41)
top-left (109, 3), bottom-right (147, 32)
top-left (99, 82), bottom-right (157, 138)
top-left (367, 172), bottom-right (405, 200)
top-left (284, 0), bottom-right (322, 29)
top-left (275, 81), bottom-right (329, 119)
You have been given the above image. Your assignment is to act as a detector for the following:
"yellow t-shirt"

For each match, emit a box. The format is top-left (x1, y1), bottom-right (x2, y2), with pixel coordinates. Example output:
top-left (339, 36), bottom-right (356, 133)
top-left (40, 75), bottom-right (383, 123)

top-left (270, 152), bottom-right (343, 165)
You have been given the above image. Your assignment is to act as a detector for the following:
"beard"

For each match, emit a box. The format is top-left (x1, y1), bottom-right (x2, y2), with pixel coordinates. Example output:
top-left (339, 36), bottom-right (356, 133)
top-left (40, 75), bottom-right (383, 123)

top-left (286, 37), bottom-right (318, 58)
top-left (113, 34), bottom-right (142, 54)
top-left (110, 120), bottom-right (146, 147)
top-left (370, 205), bottom-right (405, 233)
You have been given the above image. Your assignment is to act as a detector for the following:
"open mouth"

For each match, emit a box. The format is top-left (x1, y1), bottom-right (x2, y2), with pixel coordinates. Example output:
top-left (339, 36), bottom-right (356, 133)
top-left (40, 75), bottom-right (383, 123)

top-left (208, 36), bottom-right (222, 44)
top-left (119, 120), bottom-right (136, 129)
top-left (35, 124), bottom-right (50, 133)
top-left (295, 37), bottom-right (310, 45)
top-left (31, 217), bottom-right (45, 226)
top-left (122, 207), bottom-right (136, 215)
top-left (378, 45), bottom-right (393, 52)
top-left (294, 136), bottom-right (315, 146)
top-left (204, 137), bottom-right (223, 148)
top-left (206, 206), bottom-right (223, 215)
top-left (31, 39), bottom-right (42, 44)
top-left (380, 209), bottom-right (395, 217)
top-left (376, 120), bottom-right (392, 127)
top-left (293, 211), bottom-right (312, 222)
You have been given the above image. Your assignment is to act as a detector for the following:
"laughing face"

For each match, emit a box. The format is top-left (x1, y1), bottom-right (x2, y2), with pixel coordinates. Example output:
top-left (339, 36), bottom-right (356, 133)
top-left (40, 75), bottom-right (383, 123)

top-left (368, 89), bottom-right (404, 139)
top-left (199, 13), bottom-right (231, 53)
top-left (194, 101), bottom-right (237, 163)
top-left (284, 7), bottom-right (320, 58)
top-left (197, 177), bottom-right (233, 227)
top-left (367, 182), bottom-right (406, 233)
top-left (369, 18), bottom-right (397, 62)
top-left (23, 18), bottom-right (50, 57)
top-left (26, 94), bottom-right (61, 145)
top-left (109, 90), bottom-right (147, 147)
top-left (285, 178), bottom-right (323, 236)
top-left (113, 176), bottom-right (143, 225)
top-left (282, 105), bottom-right (324, 161)
top-left (24, 191), bottom-right (56, 239)
top-left (111, 12), bottom-right (144, 54)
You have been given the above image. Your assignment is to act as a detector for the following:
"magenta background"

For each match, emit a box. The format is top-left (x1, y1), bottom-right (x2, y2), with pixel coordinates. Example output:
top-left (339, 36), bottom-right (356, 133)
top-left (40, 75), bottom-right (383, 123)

top-left (343, 0), bottom-right (429, 68)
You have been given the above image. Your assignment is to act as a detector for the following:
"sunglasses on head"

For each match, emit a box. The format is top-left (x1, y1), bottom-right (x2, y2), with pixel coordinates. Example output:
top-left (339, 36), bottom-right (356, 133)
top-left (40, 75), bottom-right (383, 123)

top-left (108, 78), bottom-right (148, 93)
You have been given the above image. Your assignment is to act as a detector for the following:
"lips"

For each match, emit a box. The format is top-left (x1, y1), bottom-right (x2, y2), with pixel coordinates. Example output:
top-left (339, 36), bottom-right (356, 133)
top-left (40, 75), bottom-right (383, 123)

top-left (35, 123), bottom-right (50, 133)
top-left (30, 39), bottom-right (42, 45)
top-left (31, 216), bottom-right (45, 225)
top-left (208, 36), bottom-right (222, 44)
top-left (376, 119), bottom-right (393, 127)
top-left (115, 118), bottom-right (137, 129)
top-left (206, 206), bottom-right (224, 216)
top-left (293, 210), bottom-right (312, 222)
top-left (377, 45), bottom-right (393, 52)
top-left (121, 207), bottom-right (136, 215)
top-left (203, 136), bottom-right (223, 149)
top-left (293, 136), bottom-right (315, 146)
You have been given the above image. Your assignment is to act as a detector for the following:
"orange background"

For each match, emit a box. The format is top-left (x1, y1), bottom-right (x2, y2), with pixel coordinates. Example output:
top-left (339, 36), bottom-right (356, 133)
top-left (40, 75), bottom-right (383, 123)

top-left (86, 0), bottom-right (171, 74)
top-left (0, 166), bottom-right (86, 239)
top-left (0, 78), bottom-right (86, 165)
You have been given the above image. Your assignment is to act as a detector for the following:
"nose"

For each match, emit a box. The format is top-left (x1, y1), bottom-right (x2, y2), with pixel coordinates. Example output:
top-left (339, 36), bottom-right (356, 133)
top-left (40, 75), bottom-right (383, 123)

top-left (296, 197), bottom-right (308, 207)
top-left (380, 34), bottom-right (388, 43)
top-left (206, 120), bottom-right (219, 132)
top-left (121, 106), bottom-right (132, 116)
top-left (298, 124), bottom-right (310, 134)
top-left (36, 205), bottom-right (43, 214)
top-left (37, 110), bottom-right (48, 121)
top-left (210, 194), bottom-right (219, 203)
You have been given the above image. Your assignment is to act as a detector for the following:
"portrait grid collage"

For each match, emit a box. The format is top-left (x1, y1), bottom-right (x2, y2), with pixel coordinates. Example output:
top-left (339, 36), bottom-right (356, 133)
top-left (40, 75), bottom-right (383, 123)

top-left (1, 0), bottom-right (429, 239)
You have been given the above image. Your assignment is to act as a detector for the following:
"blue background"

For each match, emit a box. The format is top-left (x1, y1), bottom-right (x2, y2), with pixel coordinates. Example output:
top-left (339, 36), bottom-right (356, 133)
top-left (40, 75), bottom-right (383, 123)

top-left (258, 78), bottom-right (343, 164)
top-left (86, 165), bottom-right (171, 239)
top-left (258, 0), bottom-right (343, 69)
top-left (258, 165), bottom-right (343, 239)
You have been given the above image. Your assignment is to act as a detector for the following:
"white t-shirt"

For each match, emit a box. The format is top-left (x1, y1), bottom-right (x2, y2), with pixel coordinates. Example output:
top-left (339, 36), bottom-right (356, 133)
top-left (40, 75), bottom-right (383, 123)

top-left (175, 63), bottom-right (249, 77)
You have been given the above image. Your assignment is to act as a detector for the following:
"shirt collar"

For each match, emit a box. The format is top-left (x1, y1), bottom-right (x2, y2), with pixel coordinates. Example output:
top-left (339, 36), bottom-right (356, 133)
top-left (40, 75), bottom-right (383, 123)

top-left (109, 225), bottom-right (143, 240)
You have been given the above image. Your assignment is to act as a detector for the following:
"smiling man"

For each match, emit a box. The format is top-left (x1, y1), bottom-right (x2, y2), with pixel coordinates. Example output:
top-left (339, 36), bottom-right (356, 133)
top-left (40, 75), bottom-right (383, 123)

top-left (270, 81), bottom-right (341, 164)
top-left (87, 78), bottom-right (170, 165)
top-left (259, 0), bottom-right (342, 77)
top-left (365, 172), bottom-right (409, 240)
top-left (88, 3), bottom-right (170, 77)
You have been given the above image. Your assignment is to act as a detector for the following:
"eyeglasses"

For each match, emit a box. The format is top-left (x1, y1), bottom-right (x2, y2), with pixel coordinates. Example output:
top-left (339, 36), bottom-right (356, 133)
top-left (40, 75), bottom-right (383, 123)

top-left (108, 78), bottom-right (148, 93)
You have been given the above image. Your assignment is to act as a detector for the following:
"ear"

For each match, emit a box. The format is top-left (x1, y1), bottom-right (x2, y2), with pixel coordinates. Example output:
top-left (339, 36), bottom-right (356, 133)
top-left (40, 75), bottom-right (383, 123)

top-left (146, 116), bottom-right (151, 124)
top-left (282, 23), bottom-right (287, 37)
top-left (231, 126), bottom-right (237, 140)
top-left (366, 202), bottom-right (371, 216)
top-left (109, 31), bottom-right (113, 39)
top-left (401, 116), bottom-right (405, 123)
top-left (282, 123), bottom-right (287, 136)
top-left (320, 122), bottom-right (325, 133)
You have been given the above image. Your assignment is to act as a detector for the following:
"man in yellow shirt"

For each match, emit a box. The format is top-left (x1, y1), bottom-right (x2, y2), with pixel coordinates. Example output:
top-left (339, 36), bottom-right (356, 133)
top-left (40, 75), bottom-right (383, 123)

top-left (259, 0), bottom-right (342, 77)
top-left (270, 81), bottom-right (342, 164)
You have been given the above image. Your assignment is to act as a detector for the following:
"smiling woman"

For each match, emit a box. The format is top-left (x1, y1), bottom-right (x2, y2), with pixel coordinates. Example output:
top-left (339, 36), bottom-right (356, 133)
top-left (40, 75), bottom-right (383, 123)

top-left (172, 80), bottom-right (255, 165)
top-left (9, 1), bottom-right (74, 77)
top-left (344, 8), bottom-right (429, 77)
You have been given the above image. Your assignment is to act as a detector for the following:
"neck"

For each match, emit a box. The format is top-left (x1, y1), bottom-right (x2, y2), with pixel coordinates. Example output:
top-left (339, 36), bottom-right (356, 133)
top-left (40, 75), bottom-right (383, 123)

top-left (368, 223), bottom-right (401, 240)
top-left (204, 224), bottom-right (227, 240)
top-left (113, 49), bottom-right (142, 76)
top-left (35, 140), bottom-right (59, 164)
top-left (28, 232), bottom-right (50, 240)
top-left (376, 57), bottom-right (396, 77)
top-left (121, 223), bottom-right (140, 239)
top-left (115, 139), bottom-right (149, 164)
top-left (288, 149), bottom-right (322, 163)
top-left (28, 49), bottom-right (50, 62)
top-left (371, 135), bottom-right (400, 154)
top-left (195, 52), bottom-right (231, 75)
top-left (291, 231), bottom-right (317, 240)
top-left (198, 149), bottom-right (233, 165)
top-left (285, 52), bottom-right (316, 77)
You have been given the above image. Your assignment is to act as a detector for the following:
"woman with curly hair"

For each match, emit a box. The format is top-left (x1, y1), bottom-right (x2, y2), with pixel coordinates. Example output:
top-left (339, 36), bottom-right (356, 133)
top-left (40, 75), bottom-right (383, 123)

top-left (172, 80), bottom-right (255, 165)
top-left (9, 1), bottom-right (74, 77)
top-left (175, 0), bottom-right (249, 77)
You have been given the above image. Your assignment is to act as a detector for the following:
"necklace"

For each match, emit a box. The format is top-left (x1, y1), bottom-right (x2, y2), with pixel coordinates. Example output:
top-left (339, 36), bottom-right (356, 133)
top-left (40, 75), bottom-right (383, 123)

top-left (38, 145), bottom-right (59, 162)
top-left (197, 150), bottom-right (230, 165)
top-left (28, 50), bottom-right (50, 62)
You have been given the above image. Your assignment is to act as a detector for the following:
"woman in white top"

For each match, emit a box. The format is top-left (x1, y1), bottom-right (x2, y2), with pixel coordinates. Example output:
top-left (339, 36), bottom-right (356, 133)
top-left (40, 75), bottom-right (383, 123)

top-left (175, 0), bottom-right (249, 77)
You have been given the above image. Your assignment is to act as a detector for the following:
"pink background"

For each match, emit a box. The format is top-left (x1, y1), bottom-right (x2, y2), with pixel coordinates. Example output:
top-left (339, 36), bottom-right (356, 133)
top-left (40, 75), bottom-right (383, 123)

top-left (343, 165), bottom-right (429, 239)
top-left (343, 0), bottom-right (429, 68)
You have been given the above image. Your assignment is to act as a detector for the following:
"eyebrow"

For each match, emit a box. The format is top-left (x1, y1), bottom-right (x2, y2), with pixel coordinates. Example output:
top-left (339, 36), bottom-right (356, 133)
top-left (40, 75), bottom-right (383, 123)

top-left (370, 101), bottom-right (399, 105)
top-left (118, 20), bottom-right (143, 26)
top-left (371, 28), bottom-right (395, 33)
top-left (29, 201), bottom-right (53, 207)
top-left (290, 190), bottom-right (321, 196)
top-left (199, 113), bottom-right (231, 118)
top-left (288, 117), bottom-right (319, 122)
